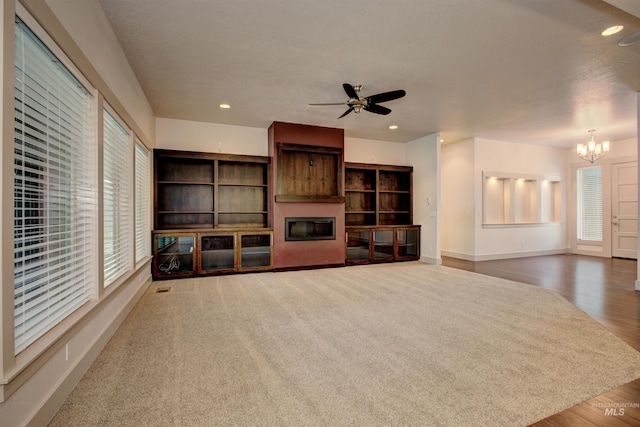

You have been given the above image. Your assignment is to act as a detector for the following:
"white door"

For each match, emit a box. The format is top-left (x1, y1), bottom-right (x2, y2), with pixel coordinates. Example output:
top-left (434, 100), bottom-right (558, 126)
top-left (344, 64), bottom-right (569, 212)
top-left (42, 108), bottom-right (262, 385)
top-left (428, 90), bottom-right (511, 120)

top-left (612, 161), bottom-right (637, 259)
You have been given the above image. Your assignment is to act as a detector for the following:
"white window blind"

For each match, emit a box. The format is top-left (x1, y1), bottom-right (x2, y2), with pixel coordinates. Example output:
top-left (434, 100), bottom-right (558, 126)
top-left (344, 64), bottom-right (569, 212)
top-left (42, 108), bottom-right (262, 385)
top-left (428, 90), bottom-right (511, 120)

top-left (103, 109), bottom-right (132, 286)
top-left (577, 166), bottom-right (603, 242)
top-left (14, 18), bottom-right (96, 354)
top-left (135, 141), bottom-right (151, 263)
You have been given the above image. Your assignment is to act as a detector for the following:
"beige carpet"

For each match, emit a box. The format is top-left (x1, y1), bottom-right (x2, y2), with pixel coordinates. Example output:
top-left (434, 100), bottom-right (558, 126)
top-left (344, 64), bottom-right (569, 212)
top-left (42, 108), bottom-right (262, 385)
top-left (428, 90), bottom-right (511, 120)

top-left (49, 263), bottom-right (640, 426)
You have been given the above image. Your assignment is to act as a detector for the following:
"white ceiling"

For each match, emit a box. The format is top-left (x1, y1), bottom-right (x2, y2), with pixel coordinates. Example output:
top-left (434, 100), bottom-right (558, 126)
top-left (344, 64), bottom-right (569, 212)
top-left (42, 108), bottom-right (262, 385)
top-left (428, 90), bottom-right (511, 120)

top-left (97, 0), bottom-right (640, 148)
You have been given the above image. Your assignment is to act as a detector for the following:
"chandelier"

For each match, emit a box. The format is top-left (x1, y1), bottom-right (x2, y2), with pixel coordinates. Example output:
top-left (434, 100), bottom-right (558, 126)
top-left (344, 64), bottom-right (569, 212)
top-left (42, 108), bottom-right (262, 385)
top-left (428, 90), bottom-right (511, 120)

top-left (576, 129), bottom-right (610, 163)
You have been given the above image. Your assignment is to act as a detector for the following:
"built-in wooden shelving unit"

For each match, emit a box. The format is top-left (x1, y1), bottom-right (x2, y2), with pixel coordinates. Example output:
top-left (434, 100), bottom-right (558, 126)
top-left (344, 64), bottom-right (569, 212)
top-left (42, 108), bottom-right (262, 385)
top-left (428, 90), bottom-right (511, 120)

top-left (152, 149), bottom-right (273, 279)
top-left (344, 162), bottom-right (419, 265)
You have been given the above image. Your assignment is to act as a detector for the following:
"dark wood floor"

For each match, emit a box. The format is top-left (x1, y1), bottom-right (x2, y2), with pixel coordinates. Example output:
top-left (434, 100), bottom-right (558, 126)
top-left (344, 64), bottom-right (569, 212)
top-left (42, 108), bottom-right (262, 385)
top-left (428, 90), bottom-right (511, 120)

top-left (442, 254), bottom-right (640, 427)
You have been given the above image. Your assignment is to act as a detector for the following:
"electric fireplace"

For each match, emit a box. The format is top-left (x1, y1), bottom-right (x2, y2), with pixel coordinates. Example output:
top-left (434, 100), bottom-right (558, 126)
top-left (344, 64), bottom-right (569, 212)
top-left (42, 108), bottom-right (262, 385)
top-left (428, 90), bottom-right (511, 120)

top-left (285, 217), bottom-right (336, 241)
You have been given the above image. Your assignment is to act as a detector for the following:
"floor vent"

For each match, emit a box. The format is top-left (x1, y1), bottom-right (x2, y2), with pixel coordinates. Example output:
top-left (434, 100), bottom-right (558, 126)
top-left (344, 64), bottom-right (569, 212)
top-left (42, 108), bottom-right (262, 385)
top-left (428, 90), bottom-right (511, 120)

top-left (155, 287), bottom-right (171, 293)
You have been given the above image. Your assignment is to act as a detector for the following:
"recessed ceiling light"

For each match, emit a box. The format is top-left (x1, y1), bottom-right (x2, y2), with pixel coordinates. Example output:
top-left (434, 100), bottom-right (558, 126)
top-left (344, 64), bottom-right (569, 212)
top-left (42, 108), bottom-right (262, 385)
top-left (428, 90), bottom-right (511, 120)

top-left (602, 25), bottom-right (623, 36)
top-left (219, 104), bottom-right (231, 109)
top-left (389, 125), bottom-right (398, 130)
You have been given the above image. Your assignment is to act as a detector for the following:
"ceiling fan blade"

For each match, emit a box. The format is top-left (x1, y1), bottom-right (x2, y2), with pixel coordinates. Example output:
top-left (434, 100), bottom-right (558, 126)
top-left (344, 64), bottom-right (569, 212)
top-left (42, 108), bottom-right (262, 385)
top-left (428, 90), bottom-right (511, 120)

top-left (309, 102), bottom-right (347, 106)
top-left (364, 104), bottom-right (391, 115)
top-left (337, 107), bottom-right (354, 119)
top-left (366, 89), bottom-right (406, 104)
top-left (343, 83), bottom-right (359, 99)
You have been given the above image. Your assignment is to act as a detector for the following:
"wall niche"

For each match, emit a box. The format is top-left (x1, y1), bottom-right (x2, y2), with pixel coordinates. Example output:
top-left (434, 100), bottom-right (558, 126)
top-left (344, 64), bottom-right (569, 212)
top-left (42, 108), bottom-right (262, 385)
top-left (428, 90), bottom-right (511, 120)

top-left (482, 171), bottom-right (561, 226)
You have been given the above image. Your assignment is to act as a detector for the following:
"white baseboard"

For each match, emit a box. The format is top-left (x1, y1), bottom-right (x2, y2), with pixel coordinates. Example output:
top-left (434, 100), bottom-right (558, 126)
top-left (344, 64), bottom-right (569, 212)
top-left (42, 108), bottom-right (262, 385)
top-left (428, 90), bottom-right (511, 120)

top-left (441, 248), bottom-right (569, 262)
top-left (420, 256), bottom-right (442, 265)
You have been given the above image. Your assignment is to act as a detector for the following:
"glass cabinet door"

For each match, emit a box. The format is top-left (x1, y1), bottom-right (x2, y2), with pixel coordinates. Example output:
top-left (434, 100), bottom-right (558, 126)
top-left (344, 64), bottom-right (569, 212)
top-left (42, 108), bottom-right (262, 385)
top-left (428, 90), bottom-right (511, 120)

top-left (239, 233), bottom-right (272, 270)
top-left (346, 230), bottom-right (371, 263)
top-left (155, 234), bottom-right (195, 277)
top-left (396, 228), bottom-right (419, 259)
top-left (200, 234), bottom-right (236, 272)
top-left (373, 230), bottom-right (395, 262)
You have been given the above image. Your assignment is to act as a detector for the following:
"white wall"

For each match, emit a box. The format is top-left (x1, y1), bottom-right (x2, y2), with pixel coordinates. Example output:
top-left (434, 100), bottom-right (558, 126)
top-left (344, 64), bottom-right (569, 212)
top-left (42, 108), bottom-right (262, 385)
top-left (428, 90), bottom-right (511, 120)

top-left (441, 137), bottom-right (569, 261)
top-left (156, 118), bottom-right (268, 156)
top-left (344, 137), bottom-right (407, 165)
top-left (155, 121), bottom-right (414, 164)
top-left (406, 134), bottom-right (441, 264)
top-left (474, 138), bottom-right (568, 259)
top-left (45, 0), bottom-right (155, 144)
top-left (606, 137), bottom-right (636, 158)
top-left (155, 120), bottom-right (412, 165)
top-left (155, 119), bottom-right (414, 167)
top-left (441, 139), bottom-right (476, 258)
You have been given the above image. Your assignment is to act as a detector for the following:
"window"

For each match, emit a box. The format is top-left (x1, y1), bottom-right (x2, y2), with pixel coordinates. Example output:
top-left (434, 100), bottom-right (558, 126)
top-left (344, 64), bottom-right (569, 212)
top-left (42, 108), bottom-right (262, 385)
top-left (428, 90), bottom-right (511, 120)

top-left (13, 18), bottom-right (96, 354)
top-left (103, 109), bottom-right (132, 287)
top-left (577, 166), bottom-right (602, 242)
top-left (135, 141), bottom-right (151, 263)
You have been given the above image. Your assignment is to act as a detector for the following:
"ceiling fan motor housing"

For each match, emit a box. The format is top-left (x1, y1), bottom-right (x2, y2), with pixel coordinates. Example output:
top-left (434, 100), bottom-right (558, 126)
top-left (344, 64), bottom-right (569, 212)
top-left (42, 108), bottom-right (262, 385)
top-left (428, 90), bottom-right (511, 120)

top-left (309, 83), bottom-right (406, 119)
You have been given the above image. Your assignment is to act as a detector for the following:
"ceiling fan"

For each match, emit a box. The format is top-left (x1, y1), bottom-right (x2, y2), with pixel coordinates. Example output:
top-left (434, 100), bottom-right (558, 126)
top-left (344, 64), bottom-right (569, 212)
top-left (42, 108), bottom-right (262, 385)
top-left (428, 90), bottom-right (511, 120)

top-left (309, 83), bottom-right (406, 119)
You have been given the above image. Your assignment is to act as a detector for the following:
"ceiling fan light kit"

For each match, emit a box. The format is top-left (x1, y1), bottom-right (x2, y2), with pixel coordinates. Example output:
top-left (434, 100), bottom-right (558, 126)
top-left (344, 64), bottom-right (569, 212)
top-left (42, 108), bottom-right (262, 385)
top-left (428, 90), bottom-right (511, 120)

top-left (309, 83), bottom-right (406, 119)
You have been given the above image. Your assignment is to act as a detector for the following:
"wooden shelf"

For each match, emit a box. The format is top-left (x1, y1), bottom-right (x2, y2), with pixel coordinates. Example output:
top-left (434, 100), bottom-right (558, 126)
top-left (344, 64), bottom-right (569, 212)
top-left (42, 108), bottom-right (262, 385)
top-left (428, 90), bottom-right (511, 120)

top-left (275, 195), bottom-right (345, 203)
top-left (156, 157), bottom-right (214, 183)
top-left (154, 149), bottom-right (270, 230)
top-left (347, 211), bottom-right (376, 214)
top-left (158, 181), bottom-right (216, 185)
top-left (218, 161), bottom-right (267, 185)
top-left (345, 163), bottom-right (413, 227)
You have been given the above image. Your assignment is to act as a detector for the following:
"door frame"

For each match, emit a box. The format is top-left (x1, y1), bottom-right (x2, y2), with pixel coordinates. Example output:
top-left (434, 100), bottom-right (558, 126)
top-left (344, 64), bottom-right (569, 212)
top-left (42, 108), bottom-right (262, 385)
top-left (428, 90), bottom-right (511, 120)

top-left (612, 161), bottom-right (638, 259)
top-left (569, 155), bottom-right (636, 258)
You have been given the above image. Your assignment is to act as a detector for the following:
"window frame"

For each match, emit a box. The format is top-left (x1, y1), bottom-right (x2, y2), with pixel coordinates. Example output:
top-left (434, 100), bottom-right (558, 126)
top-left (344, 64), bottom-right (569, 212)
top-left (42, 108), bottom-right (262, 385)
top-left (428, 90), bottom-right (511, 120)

top-left (135, 140), bottom-right (152, 265)
top-left (576, 166), bottom-right (603, 244)
top-left (12, 11), bottom-right (99, 356)
top-left (3, 5), bottom-right (152, 389)
top-left (102, 105), bottom-right (134, 288)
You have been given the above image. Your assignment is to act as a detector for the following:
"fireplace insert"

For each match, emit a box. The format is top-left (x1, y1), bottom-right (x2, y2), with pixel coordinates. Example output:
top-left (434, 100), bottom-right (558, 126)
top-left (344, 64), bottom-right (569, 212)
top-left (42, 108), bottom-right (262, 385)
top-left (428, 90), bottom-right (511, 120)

top-left (285, 217), bottom-right (336, 241)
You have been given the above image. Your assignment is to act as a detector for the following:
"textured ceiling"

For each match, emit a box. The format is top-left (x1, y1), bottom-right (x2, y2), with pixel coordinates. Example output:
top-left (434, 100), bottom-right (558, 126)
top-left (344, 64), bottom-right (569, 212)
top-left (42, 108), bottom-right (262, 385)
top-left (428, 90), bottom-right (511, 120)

top-left (98, 0), bottom-right (640, 147)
